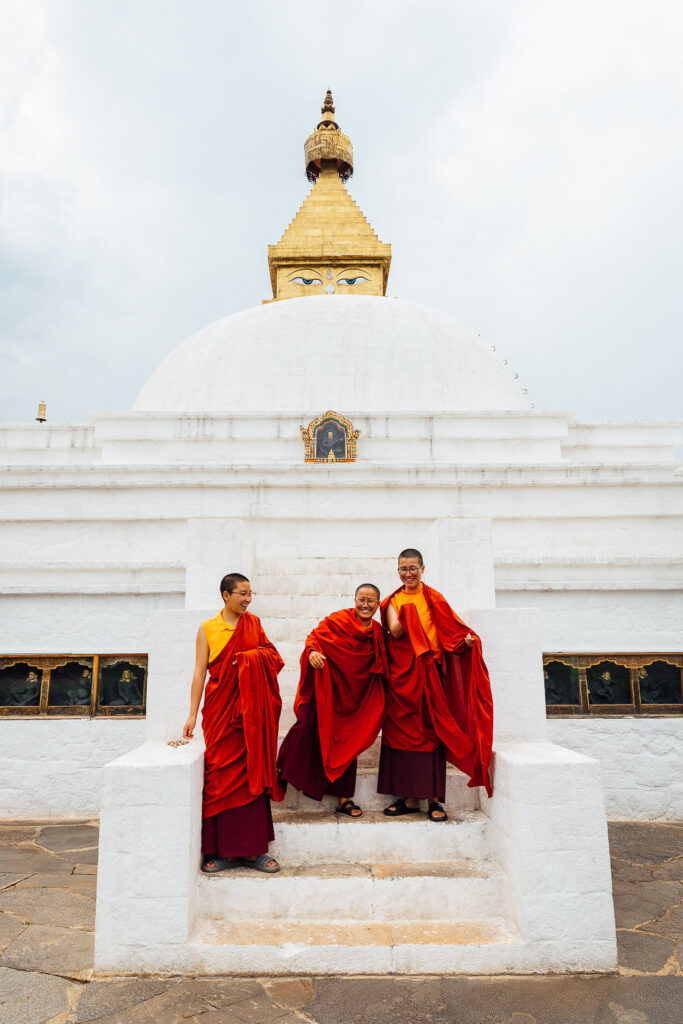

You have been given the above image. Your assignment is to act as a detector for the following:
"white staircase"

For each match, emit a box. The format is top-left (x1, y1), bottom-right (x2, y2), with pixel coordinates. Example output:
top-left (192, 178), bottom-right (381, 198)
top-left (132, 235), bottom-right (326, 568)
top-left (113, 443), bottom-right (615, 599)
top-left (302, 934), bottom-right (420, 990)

top-left (95, 522), bottom-right (617, 977)
top-left (187, 554), bottom-right (523, 974)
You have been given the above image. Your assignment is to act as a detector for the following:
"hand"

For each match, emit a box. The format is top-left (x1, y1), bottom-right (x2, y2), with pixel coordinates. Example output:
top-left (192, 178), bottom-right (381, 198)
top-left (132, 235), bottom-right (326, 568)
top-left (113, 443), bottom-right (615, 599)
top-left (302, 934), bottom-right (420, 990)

top-left (309, 650), bottom-right (326, 670)
top-left (464, 633), bottom-right (475, 648)
top-left (182, 714), bottom-right (197, 740)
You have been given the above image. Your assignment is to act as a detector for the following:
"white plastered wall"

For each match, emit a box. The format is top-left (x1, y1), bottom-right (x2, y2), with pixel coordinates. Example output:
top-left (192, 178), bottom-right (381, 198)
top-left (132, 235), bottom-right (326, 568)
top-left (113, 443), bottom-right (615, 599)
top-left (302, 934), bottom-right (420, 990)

top-left (0, 593), bottom-right (180, 820)
top-left (547, 718), bottom-right (683, 821)
top-left (0, 719), bottom-right (146, 820)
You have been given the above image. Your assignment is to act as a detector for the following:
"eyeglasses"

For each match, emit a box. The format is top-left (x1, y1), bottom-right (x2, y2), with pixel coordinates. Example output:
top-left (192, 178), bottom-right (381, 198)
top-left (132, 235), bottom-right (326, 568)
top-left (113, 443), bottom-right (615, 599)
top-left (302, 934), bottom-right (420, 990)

top-left (398, 566), bottom-right (421, 575)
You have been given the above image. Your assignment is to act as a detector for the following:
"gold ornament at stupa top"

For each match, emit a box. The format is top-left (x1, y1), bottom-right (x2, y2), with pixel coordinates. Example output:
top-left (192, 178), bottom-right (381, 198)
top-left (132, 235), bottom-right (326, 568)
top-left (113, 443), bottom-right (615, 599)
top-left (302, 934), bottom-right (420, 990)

top-left (304, 90), bottom-right (353, 183)
top-left (267, 91), bottom-right (391, 302)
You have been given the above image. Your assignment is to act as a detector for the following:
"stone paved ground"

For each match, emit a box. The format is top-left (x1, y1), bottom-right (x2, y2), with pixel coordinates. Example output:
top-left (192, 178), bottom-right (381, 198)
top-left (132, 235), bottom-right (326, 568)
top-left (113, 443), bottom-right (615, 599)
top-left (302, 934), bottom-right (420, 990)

top-left (0, 821), bottom-right (680, 1024)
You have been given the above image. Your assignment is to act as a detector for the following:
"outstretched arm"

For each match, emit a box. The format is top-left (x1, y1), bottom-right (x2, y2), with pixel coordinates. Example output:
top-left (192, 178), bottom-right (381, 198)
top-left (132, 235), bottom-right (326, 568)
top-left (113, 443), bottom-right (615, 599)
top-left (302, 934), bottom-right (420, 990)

top-left (386, 601), bottom-right (405, 639)
top-left (182, 626), bottom-right (209, 739)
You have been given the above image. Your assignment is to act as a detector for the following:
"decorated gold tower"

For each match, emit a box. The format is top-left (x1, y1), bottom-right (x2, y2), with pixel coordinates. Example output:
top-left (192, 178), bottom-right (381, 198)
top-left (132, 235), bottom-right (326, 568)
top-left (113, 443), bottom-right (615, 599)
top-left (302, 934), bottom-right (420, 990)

top-left (267, 91), bottom-right (391, 301)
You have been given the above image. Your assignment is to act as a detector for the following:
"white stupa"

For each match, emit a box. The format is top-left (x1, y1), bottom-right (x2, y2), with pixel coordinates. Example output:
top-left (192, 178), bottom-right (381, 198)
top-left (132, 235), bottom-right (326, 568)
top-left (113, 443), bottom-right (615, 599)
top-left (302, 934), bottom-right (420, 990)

top-left (133, 296), bottom-right (527, 415)
top-left (1, 91), bottom-right (681, 978)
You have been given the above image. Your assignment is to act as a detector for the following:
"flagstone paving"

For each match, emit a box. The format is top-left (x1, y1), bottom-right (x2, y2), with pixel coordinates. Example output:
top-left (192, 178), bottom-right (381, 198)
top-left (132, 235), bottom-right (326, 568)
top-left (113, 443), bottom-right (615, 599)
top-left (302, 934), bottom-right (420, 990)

top-left (0, 819), bottom-right (679, 1023)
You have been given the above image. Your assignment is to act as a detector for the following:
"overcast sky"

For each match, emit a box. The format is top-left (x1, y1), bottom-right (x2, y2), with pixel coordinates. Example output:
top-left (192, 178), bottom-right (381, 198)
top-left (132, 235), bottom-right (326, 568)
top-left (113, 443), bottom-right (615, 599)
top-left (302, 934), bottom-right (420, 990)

top-left (1, 0), bottom-right (681, 423)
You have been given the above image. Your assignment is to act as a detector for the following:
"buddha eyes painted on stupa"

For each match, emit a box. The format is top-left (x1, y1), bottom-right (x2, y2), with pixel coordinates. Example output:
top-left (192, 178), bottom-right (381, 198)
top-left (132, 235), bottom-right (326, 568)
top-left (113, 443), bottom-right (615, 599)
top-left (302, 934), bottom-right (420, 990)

top-left (337, 273), bottom-right (369, 286)
top-left (290, 274), bottom-right (323, 286)
top-left (286, 267), bottom-right (374, 291)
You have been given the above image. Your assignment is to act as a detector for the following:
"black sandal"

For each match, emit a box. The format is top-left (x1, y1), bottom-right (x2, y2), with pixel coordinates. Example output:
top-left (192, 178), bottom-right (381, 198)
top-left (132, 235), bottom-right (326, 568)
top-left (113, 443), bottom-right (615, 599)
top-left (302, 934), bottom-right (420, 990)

top-left (201, 857), bottom-right (241, 873)
top-left (383, 798), bottom-right (420, 817)
top-left (242, 853), bottom-right (280, 873)
top-left (428, 801), bottom-right (448, 822)
top-left (335, 799), bottom-right (362, 818)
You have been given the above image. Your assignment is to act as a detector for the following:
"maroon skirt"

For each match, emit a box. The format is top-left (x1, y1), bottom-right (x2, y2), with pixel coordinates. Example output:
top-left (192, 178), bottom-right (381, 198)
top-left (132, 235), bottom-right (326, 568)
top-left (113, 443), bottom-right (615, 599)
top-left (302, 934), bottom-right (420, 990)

top-left (277, 698), bottom-right (357, 801)
top-left (201, 791), bottom-right (274, 858)
top-left (377, 744), bottom-right (446, 801)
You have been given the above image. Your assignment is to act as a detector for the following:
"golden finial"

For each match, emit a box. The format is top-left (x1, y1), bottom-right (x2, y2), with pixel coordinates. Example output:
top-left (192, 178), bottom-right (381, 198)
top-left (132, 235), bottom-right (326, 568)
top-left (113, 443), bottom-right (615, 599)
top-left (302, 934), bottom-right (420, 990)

top-left (36, 400), bottom-right (46, 423)
top-left (304, 89), bottom-right (353, 183)
top-left (319, 89), bottom-right (337, 127)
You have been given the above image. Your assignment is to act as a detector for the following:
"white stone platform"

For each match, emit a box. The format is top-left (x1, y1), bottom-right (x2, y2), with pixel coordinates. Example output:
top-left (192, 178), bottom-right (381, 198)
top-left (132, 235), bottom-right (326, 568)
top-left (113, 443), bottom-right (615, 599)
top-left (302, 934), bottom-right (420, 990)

top-left (94, 518), bottom-right (617, 976)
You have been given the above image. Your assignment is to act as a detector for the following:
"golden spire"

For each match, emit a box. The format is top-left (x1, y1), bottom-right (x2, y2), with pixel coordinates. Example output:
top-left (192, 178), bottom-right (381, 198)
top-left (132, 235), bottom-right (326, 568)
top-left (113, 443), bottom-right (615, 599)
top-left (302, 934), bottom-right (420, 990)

top-left (266, 91), bottom-right (390, 302)
top-left (304, 90), bottom-right (353, 183)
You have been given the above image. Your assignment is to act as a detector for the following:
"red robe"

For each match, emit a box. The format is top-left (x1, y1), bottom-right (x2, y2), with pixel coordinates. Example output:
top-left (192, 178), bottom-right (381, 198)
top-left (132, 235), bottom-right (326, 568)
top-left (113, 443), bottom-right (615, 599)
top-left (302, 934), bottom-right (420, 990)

top-left (286, 609), bottom-right (388, 783)
top-left (380, 584), bottom-right (494, 797)
top-left (202, 611), bottom-right (285, 818)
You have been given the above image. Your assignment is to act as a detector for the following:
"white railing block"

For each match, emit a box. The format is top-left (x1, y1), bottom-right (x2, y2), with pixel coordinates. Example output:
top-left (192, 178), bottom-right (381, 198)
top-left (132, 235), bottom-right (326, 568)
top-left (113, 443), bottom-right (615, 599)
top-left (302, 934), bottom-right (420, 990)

top-left (94, 741), bottom-right (203, 972)
top-left (466, 608), bottom-right (548, 743)
top-left (481, 742), bottom-right (617, 968)
top-left (145, 610), bottom-right (215, 741)
top-left (185, 519), bottom-right (253, 609)
top-left (424, 518), bottom-right (495, 611)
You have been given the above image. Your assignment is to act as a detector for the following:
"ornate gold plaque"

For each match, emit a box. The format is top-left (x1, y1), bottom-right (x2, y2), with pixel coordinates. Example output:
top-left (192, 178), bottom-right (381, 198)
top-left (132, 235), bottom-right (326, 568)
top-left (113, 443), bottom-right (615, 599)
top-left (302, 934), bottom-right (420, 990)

top-left (299, 410), bottom-right (360, 463)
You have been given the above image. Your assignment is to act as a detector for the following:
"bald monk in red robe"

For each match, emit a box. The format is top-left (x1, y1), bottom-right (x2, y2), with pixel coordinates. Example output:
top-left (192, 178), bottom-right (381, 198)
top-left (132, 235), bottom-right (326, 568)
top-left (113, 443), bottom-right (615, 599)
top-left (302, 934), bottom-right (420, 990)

top-left (277, 584), bottom-right (388, 817)
top-left (182, 572), bottom-right (285, 872)
top-left (379, 548), bottom-right (493, 821)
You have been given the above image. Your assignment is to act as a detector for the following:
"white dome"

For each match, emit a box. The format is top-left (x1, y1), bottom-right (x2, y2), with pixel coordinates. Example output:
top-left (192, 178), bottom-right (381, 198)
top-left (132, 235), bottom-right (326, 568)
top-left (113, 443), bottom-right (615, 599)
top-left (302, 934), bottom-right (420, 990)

top-left (133, 295), bottom-right (526, 414)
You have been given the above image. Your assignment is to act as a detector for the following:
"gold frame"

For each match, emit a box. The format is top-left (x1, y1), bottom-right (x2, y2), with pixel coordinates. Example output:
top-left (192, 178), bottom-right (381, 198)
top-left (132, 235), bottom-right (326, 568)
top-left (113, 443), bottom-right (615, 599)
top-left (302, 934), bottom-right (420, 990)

top-left (299, 410), bottom-right (361, 463)
top-left (544, 653), bottom-right (683, 716)
top-left (0, 654), bottom-right (147, 718)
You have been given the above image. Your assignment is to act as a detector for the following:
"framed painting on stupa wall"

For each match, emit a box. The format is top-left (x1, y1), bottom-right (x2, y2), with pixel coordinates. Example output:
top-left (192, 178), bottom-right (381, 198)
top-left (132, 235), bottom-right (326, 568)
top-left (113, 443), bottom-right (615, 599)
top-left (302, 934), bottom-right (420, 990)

top-left (299, 410), bottom-right (361, 462)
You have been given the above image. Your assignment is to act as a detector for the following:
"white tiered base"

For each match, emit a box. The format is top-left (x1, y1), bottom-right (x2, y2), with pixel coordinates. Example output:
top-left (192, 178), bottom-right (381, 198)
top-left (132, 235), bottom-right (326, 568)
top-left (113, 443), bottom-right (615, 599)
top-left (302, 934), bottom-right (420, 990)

top-left (94, 541), bottom-right (617, 976)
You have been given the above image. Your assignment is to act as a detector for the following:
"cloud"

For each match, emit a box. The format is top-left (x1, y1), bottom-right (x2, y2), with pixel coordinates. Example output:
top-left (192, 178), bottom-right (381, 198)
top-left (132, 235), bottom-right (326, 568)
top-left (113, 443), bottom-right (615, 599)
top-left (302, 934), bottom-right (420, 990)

top-left (0, 0), bottom-right (681, 422)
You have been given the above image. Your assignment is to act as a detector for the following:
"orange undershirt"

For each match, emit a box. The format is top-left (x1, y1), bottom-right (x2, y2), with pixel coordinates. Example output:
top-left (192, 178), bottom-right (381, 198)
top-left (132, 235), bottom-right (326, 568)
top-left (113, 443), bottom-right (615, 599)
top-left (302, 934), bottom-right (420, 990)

top-left (203, 611), bottom-right (237, 663)
top-left (391, 584), bottom-right (443, 659)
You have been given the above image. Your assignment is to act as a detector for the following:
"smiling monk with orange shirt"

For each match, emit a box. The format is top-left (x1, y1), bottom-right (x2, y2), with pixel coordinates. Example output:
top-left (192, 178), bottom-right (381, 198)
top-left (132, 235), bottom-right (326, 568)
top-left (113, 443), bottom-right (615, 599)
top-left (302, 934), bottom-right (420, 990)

top-left (379, 548), bottom-right (494, 822)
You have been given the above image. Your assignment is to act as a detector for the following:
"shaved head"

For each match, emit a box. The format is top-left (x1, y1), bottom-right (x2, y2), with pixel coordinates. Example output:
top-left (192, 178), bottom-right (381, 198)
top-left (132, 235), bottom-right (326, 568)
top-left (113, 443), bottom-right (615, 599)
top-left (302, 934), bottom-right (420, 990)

top-left (220, 572), bottom-right (249, 595)
top-left (398, 548), bottom-right (423, 565)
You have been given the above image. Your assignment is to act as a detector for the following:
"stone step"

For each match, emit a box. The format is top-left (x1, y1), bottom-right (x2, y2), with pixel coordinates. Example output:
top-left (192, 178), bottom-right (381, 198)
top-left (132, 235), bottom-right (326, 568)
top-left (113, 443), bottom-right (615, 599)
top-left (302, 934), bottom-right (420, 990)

top-left (276, 734), bottom-right (476, 782)
top-left (275, 734), bottom-right (384, 769)
top-left (261, 616), bottom-right (350, 642)
top-left (275, 702), bottom-right (383, 738)
top-left (276, 703), bottom-right (470, 741)
top-left (278, 703), bottom-right (296, 730)
top-left (189, 917), bottom-right (524, 975)
top-left (254, 573), bottom-right (387, 596)
top-left (272, 641), bottom-right (313, 665)
top-left (256, 557), bottom-right (393, 576)
top-left (279, 767), bottom-right (479, 814)
top-left (275, 734), bottom-right (384, 770)
top-left (276, 669), bottom-right (303, 695)
top-left (277, 735), bottom-right (465, 778)
top-left (257, 594), bottom-right (381, 618)
top-left (196, 860), bottom-right (504, 922)
top-left (267, 810), bottom-right (489, 864)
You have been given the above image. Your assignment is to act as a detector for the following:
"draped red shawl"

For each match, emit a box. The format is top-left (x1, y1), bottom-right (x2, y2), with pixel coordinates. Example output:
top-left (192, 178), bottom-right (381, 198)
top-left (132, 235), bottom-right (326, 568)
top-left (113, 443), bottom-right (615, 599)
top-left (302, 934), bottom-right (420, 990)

top-left (380, 584), bottom-right (493, 796)
top-left (293, 608), bottom-right (388, 781)
top-left (201, 611), bottom-right (285, 817)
